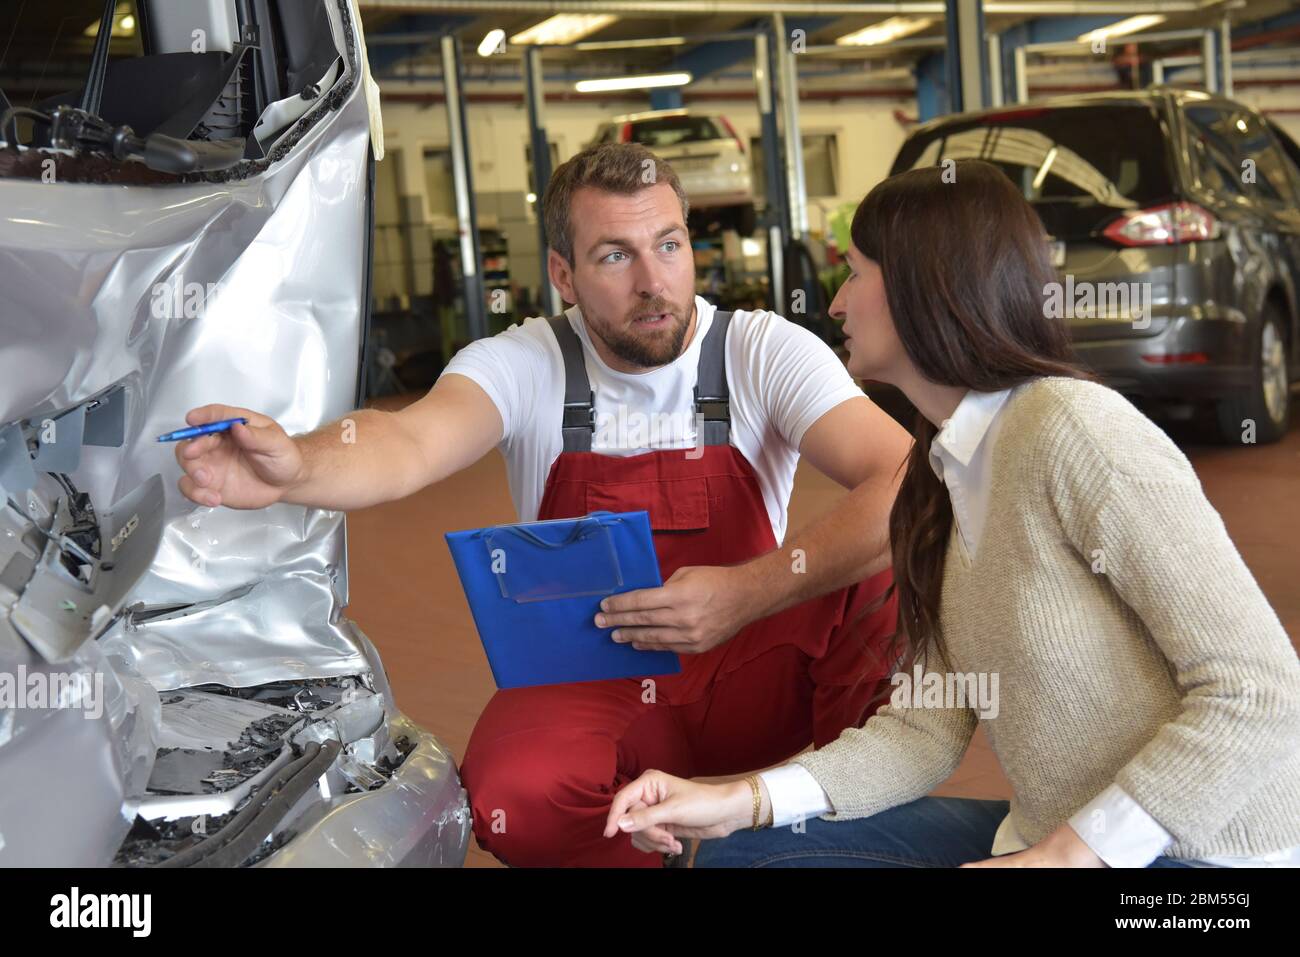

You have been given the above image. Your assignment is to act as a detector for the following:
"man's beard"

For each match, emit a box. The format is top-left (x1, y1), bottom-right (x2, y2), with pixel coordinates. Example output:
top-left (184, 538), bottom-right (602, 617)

top-left (590, 298), bottom-right (692, 368)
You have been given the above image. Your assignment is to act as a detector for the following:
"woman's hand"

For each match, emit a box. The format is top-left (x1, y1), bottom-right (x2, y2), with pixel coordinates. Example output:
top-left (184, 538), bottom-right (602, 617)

top-left (960, 823), bottom-right (1107, 868)
top-left (604, 771), bottom-right (757, 855)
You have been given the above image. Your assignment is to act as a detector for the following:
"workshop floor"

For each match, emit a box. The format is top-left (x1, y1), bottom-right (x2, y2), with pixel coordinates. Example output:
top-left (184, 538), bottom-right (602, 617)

top-left (347, 394), bottom-right (1300, 868)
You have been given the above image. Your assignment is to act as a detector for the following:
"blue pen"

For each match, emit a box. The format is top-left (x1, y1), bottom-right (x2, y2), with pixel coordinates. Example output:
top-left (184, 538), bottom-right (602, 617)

top-left (156, 417), bottom-right (249, 442)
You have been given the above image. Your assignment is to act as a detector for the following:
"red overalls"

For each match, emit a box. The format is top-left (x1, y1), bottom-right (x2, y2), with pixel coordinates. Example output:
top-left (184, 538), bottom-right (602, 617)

top-left (459, 310), bottom-right (897, 867)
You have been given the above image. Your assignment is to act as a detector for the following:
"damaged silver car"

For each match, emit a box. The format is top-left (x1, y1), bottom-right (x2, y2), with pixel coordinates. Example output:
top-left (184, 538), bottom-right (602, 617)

top-left (0, 0), bottom-right (470, 867)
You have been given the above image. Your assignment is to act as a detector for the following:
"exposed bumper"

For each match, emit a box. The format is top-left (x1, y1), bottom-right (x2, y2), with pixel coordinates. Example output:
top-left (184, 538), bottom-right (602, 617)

top-left (1073, 313), bottom-right (1254, 401)
top-left (259, 712), bottom-right (471, 868)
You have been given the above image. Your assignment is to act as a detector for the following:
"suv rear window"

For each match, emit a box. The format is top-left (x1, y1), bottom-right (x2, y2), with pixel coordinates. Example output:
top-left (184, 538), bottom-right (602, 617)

top-left (891, 104), bottom-right (1176, 240)
top-left (627, 116), bottom-right (724, 148)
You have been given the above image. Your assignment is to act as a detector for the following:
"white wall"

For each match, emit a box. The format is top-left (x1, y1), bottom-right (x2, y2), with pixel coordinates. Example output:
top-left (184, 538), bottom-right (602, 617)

top-left (374, 76), bottom-right (916, 300)
top-left (379, 94), bottom-right (914, 214)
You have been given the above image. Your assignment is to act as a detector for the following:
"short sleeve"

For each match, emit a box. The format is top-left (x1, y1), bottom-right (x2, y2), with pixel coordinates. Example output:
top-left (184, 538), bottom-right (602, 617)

top-left (732, 310), bottom-right (864, 451)
top-left (439, 318), bottom-right (556, 445)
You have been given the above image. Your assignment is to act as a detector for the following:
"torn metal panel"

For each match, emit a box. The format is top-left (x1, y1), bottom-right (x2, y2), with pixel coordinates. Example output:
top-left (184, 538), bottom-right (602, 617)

top-left (147, 748), bottom-right (227, 794)
top-left (153, 688), bottom-right (298, 752)
top-left (29, 405), bottom-right (86, 474)
top-left (0, 424), bottom-right (39, 498)
top-left (0, 635), bottom-right (159, 866)
top-left (10, 473), bottom-right (165, 663)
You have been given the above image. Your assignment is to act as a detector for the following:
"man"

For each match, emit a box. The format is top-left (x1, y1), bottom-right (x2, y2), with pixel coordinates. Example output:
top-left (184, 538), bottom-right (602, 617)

top-left (174, 142), bottom-right (912, 867)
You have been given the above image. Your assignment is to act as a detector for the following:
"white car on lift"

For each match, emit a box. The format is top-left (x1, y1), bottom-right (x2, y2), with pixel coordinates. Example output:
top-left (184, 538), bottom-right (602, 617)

top-left (590, 108), bottom-right (758, 235)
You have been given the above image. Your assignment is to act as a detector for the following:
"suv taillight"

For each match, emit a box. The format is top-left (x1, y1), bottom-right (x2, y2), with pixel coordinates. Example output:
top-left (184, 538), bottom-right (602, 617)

top-left (1102, 201), bottom-right (1221, 246)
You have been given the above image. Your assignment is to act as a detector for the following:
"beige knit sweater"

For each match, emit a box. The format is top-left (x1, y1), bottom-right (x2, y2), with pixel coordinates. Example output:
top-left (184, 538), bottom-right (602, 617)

top-left (793, 376), bottom-right (1300, 860)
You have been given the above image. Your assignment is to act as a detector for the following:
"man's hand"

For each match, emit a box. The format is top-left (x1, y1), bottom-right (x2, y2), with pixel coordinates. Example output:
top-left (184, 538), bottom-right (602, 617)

top-left (960, 823), bottom-right (1107, 868)
top-left (175, 405), bottom-right (303, 509)
top-left (594, 564), bottom-right (759, 655)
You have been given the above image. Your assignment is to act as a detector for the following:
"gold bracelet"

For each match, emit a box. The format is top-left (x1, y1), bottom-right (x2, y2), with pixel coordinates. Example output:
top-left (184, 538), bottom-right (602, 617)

top-left (748, 774), bottom-right (764, 826)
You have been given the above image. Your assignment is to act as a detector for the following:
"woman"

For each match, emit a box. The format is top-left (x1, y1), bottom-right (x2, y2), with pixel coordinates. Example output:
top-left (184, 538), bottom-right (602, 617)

top-left (602, 159), bottom-right (1300, 868)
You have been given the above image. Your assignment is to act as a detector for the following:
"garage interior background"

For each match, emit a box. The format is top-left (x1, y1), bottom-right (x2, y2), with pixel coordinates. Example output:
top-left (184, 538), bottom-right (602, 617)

top-left (3, 1), bottom-right (1296, 869)
top-left (350, 0), bottom-right (1300, 868)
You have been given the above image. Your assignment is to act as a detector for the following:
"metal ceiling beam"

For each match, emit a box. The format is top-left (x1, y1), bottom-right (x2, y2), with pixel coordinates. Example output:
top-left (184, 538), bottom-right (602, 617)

top-left (367, 14), bottom-right (473, 72)
top-left (359, 2), bottom-right (1218, 17)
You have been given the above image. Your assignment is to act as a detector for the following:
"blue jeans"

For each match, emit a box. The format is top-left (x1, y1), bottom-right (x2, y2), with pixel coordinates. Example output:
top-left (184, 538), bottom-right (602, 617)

top-left (693, 797), bottom-right (1199, 868)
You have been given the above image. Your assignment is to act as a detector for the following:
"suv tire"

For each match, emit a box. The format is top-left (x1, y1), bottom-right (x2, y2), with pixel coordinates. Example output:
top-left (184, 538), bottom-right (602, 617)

top-left (1214, 303), bottom-right (1291, 444)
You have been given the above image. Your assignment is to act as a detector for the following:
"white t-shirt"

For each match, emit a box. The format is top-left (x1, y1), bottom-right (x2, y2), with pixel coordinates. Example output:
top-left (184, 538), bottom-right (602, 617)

top-left (440, 295), bottom-right (863, 543)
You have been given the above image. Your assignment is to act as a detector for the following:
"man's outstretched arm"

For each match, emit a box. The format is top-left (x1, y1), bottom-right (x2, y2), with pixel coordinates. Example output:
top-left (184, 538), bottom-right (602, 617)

top-left (176, 373), bottom-right (504, 511)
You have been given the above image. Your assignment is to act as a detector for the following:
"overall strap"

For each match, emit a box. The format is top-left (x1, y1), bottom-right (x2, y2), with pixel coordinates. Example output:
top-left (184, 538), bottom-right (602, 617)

top-left (546, 313), bottom-right (594, 453)
top-left (546, 309), bottom-right (735, 453)
top-left (694, 309), bottom-right (732, 447)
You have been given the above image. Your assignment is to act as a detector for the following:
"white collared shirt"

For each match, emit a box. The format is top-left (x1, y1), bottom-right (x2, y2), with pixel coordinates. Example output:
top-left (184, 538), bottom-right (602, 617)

top-left (927, 387), bottom-right (1015, 563)
top-left (760, 384), bottom-right (1300, 867)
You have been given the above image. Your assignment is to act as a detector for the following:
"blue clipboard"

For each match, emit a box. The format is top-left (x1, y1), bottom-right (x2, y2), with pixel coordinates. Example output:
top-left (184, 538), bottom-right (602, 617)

top-left (444, 510), bottom-right (681, 689)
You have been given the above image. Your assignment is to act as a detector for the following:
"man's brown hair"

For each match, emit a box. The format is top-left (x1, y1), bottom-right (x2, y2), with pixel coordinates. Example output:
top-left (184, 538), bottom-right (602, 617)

top-left (541, 142), bottom-right (690, 266)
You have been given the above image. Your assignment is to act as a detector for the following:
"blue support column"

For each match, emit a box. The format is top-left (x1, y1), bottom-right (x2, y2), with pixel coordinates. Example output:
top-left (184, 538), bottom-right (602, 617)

top-left (649, 88), bottom-right (684, 110)
top-left (916, 53), bottom-right (948, 122)
top-left (944, 0), bottom-right (988, 114)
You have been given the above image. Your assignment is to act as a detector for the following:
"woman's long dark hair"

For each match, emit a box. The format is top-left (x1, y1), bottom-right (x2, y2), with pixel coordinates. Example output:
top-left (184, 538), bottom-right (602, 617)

top-left (853, 159), bottom-right (1091, 673)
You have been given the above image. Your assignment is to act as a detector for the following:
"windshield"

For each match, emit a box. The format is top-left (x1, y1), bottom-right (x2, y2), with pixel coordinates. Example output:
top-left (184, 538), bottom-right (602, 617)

top-left (628, 116), bottom-right (725, 148)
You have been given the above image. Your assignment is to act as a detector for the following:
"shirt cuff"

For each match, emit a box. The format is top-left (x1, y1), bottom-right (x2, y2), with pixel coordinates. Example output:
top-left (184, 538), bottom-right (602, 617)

top-left (1067, 783), bottom-right (1173, 868)
top-left (759, 764), bottom-right (832, 828)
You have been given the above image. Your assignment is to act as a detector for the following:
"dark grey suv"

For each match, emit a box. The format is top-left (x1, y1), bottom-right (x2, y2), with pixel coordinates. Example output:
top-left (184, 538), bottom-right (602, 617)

top-left (891, 89), bottom-right (1300, 444)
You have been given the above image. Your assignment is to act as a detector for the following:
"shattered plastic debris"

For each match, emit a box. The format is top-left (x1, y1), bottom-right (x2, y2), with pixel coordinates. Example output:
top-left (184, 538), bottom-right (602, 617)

top-left (226, 713), bottom-right (302, 768)
top-left (146, 712), bottom-right (303, 795)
